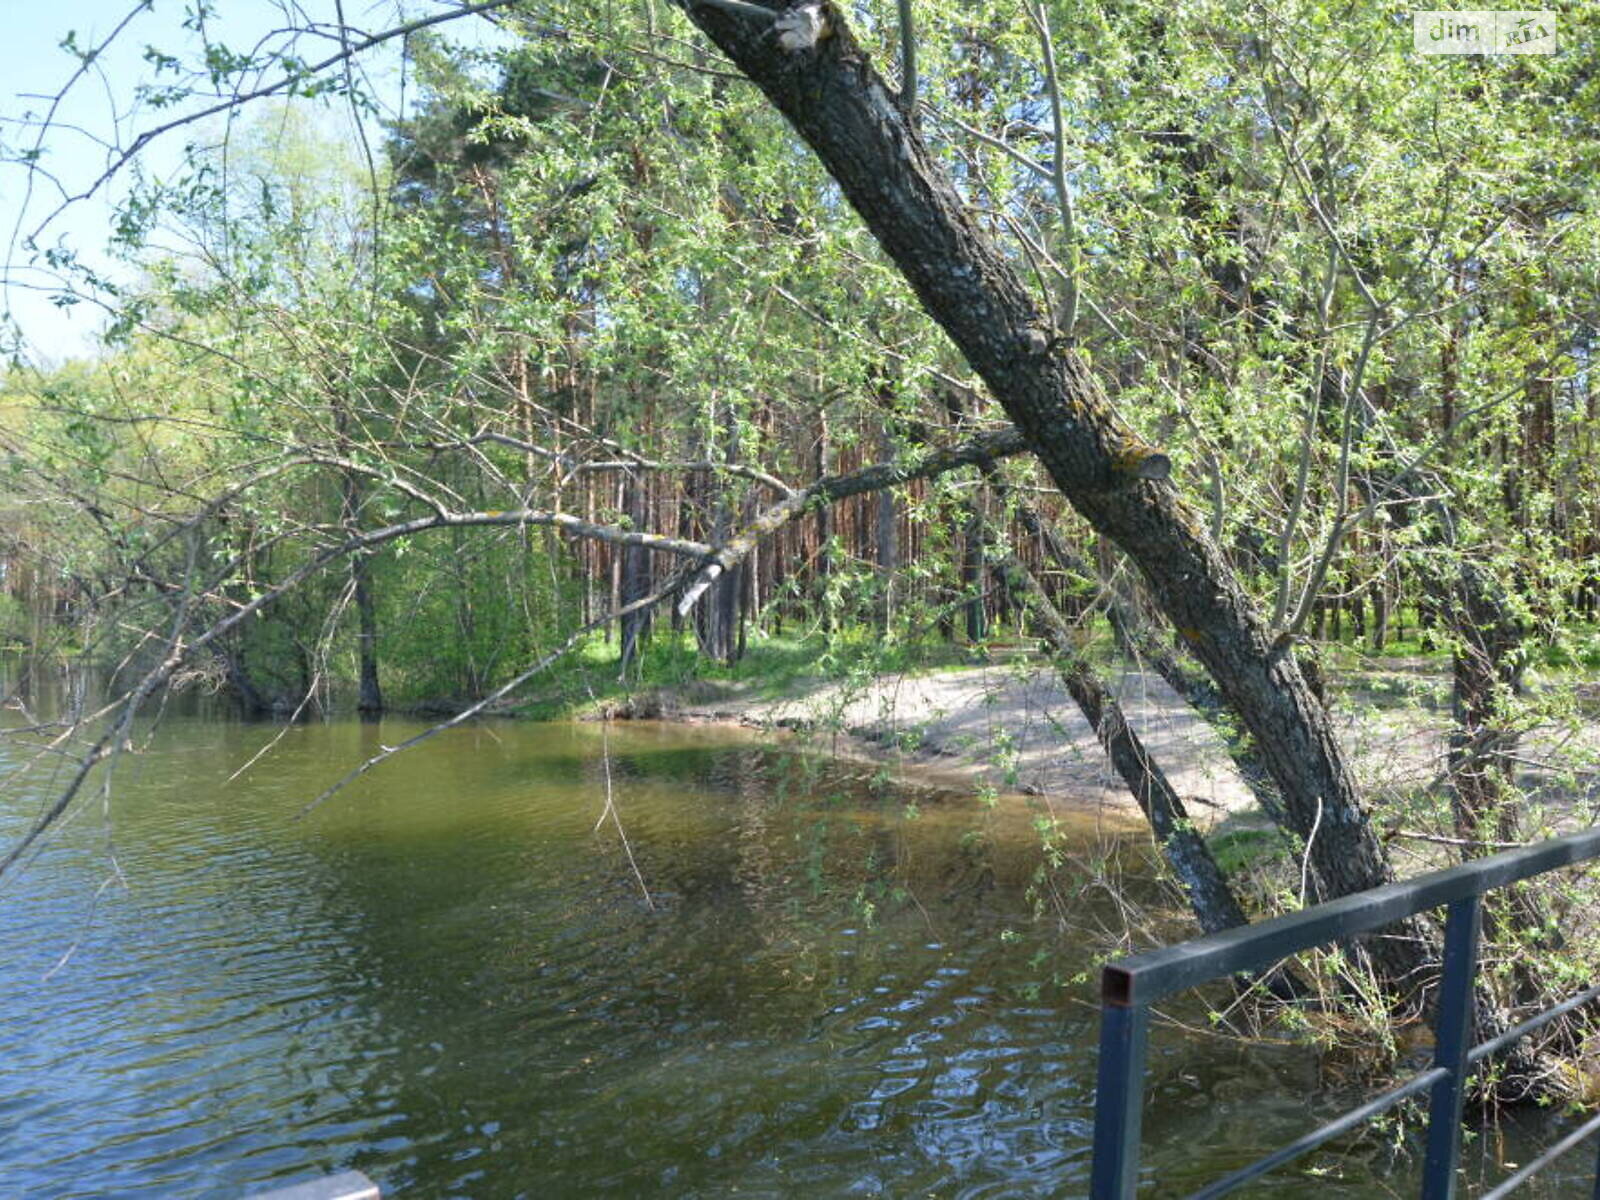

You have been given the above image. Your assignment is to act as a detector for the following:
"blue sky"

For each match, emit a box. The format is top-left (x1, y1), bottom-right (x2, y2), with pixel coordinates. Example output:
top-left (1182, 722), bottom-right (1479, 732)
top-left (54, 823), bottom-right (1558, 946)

top-left (3, 1), bottom-right (158, 360)
top-left (0, 1), bottom-right (502, 366)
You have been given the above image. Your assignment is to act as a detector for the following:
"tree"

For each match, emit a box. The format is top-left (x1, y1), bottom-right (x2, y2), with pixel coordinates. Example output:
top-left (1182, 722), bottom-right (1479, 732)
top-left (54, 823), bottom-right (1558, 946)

top-left (677, 1), bottom-right (1410, 945)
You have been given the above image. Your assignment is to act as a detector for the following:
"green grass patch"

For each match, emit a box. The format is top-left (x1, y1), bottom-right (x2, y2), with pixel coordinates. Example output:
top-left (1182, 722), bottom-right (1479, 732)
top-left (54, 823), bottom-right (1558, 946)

top-left (1208, 826), bottom-right (1292, 875)
top-left (507, 625), bottom-right (998, 719)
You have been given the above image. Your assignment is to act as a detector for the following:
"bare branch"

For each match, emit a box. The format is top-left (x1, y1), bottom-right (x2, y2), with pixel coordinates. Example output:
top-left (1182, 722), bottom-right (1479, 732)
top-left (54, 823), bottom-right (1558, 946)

top-left (1023, 0), bottom-right (1079, 337)
top-left (896, 0), bottom-right (917, 118)
top-left (23, 0), bottom-right (525, 239)
top-left (678, 425), bottom-right (1028, 615)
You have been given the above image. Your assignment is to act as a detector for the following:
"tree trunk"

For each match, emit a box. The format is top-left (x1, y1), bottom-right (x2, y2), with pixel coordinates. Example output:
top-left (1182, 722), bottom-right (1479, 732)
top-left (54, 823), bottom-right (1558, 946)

top-left (962, 504), bottom-right (987, 645)
top-left (1443, 554), bottom-right (1561, 1048)
top-left (693, 404), bottom-right (744, 666)
top-left (353, 551), bottom-right (382, 713)
top-left (1369, 560), bottom-right (1391, 653)
top-left (1047, 519), bottom-right (1292, 828)
top-left (814, 411), bottom-right (834, 630)
top-left (619, 476), bottom-right (654, 680)
top-left (989, 552), bottom-right (1249, 936)
top-left (874, 423), bottom-right (898, 634)
top-left (684, 3), bottom-right (1403, 933)
top-left (336, 403), bottom-right (382, 713)
top-left (223, 644), bottom-right (269, 719)
top-left (1445, 559), bottom-right (1525, 849)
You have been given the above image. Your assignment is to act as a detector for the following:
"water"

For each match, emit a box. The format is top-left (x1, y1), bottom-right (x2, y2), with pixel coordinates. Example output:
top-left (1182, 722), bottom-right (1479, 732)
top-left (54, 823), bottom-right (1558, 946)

top-left (0, 705), bottom-right (1589, 1197)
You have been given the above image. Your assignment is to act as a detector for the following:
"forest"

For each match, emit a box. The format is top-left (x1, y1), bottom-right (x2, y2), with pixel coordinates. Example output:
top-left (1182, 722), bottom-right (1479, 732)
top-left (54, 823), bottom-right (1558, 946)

top-left (3, 0), bottom-right (1600, 1126)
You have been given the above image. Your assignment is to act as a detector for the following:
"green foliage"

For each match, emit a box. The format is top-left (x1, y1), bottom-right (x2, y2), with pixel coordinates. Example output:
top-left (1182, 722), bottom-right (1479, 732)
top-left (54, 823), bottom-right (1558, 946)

top-left (374, 530), bottom-right (577, 706)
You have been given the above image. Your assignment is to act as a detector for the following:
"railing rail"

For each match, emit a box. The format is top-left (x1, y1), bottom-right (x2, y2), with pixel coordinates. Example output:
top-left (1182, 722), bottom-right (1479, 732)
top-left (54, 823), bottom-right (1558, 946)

top-left (1089, 826), bottom-right (1600, 1199)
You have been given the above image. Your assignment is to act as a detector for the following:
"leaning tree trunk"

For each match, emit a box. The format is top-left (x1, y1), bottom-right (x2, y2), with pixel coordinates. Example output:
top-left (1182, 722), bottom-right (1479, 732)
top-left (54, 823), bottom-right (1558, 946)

top-left (987, 551), bottom-right (1249, 936)
top-left (1446, 558), bottom-right (1526, 849)
top-left (975, 455), bottom-right (1291, 826)
top-left (683, 4), bottom-right (1410, 961)
top-left (987, 545), bottom-right (1316, 1002)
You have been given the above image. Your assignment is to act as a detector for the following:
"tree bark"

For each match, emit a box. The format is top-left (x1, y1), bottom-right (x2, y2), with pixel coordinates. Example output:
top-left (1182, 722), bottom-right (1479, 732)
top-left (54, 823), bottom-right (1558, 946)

top-left (353, 550), bottom-right (382, 713)
top-left (961, 503), bottom-right (987, 645)
top-left (1447, 559), bottom-right (1525, 848)
top-left (338, 424), bottom-right (383, 713)
top-left (980, 460), bottom-right (1292, 827)
top-left (814, 411), bottom-right (834, 629)
top-left (874, 422), bottom-right (899, 633)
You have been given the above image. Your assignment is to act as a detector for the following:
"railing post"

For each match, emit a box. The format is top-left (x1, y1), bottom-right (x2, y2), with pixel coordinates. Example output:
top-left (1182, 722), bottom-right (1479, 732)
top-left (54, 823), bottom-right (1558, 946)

top-left (1421, 894), bottom-right (1482, 1200)
top-left (1091, 990), bottom-right (1150, 1200)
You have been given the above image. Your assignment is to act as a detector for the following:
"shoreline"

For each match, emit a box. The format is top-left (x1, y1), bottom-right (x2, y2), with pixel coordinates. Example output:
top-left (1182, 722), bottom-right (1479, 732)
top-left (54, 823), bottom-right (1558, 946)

top-left (590, 660), bottom-right (1600, 839)
top-left (596, 662), bottom-right (1271, 831)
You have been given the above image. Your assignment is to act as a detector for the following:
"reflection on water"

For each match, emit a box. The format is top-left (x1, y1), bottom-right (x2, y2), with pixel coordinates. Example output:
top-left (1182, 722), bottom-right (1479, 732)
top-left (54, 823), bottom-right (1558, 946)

top-left (0, 702), bottom-right (1589, 1198)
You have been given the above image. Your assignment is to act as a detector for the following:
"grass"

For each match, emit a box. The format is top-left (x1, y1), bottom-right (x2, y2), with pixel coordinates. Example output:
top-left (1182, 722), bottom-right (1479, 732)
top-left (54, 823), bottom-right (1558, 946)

top-left (1208, 826), bottom-right (1293, 875)
top-left (1317, 611), bottom-right (1600, 673)
top-left (1540, 623), bottom-right (1600, 671)
top-left (506, 625), bottom-right (999, 720)
top-left (376, 602), bottom-right (1600, 722)
top-left (511, 607), bottom-right (1600, 723)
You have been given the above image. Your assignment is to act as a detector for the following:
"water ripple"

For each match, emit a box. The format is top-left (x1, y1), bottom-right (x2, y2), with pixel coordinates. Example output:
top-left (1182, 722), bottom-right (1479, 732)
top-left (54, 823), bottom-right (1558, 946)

top-left (4, 714), bottom-right (1558, 1198)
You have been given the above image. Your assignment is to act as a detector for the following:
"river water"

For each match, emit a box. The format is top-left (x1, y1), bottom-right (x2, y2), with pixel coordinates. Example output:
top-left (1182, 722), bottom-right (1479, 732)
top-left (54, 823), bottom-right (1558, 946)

top-left (0, 707), bottom-right (1588, 1197)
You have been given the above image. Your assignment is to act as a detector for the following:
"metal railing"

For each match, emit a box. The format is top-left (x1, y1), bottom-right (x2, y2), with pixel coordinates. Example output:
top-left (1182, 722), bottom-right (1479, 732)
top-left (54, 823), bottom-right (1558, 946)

top-left (1090, 826), bottom-right (1600, 1199)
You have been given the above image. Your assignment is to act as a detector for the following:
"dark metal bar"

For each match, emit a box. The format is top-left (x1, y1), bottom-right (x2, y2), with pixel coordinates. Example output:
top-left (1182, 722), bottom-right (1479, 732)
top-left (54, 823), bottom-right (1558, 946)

top-left (1467, 980), bottom-right (1600, 1066)
top-left (1091, 830), bottom-right (1600, 1199)
top-left (1592, 1119), bottom-right (1600, 1200)
top-left (1479, 1108), bottom-right (1600, 1199)
top-left (1090, 1000), bottom-right (1150, 1200)
top-left (1185, 1067), bottom-right (1448, 1199)
top-left (1421, 896), bottom-right (1482, 1200)
top-left (1103, 827), bottom-right (1600, 1006)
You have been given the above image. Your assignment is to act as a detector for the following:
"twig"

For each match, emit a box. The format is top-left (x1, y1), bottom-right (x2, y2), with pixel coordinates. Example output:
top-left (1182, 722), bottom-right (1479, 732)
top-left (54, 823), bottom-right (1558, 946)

top-left (896, 0), bottom-right (917, 117)
top-left (1024, 0), bottom-right (1079, 336)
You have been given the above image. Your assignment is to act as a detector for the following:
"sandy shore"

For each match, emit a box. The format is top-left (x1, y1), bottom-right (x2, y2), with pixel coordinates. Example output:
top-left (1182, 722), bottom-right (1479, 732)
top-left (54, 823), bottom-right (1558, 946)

top-left (669, 664), bottom-right (1271, 828)
top-left (636, 661), bottom-right (1600, 834)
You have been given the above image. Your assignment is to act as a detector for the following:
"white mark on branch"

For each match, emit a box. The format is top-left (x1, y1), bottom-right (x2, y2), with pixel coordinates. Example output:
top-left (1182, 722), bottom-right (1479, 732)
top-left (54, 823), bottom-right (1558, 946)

top-left (776, 3), bottom-right (829, 51)
top-left (1300, 793), bottom-right (1323, 906)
